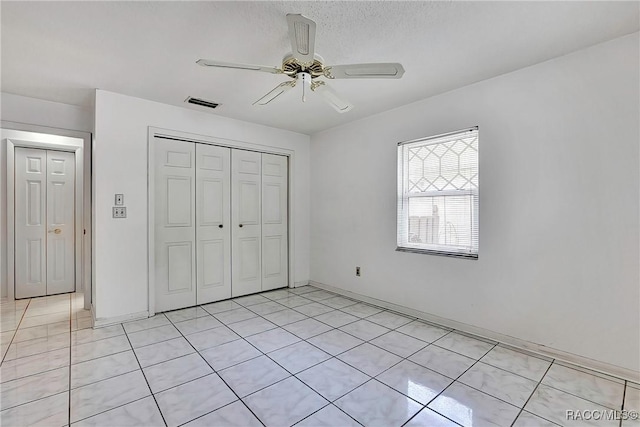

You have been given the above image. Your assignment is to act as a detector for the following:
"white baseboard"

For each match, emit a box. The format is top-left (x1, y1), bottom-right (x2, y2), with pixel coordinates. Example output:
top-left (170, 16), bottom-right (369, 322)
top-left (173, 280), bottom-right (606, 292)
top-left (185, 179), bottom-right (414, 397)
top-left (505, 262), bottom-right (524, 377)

top-left (309, 280), bottom-right (640, 383)
top-left (92, 306), bottom-right (149, 328)
top-left (293, 281), bottom-right (310, 288)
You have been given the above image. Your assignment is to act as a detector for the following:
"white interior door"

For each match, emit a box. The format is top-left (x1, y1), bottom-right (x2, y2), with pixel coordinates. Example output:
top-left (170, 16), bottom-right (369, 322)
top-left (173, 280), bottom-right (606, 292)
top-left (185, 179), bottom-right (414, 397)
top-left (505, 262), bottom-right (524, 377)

top-left (45, 150), bottom-right (75, 295)
top-left (154, 137), bottom-right (197, 312)
top-left (261, 154), bottom-right (288, 291)
top-left (15, 148), bottom-right (47, 298)
top-left (15, 148), bottom-right (75, 298)
top-left (231, 149), bottom-right (262, 297)
top-left (196, 144), bottom-right (231, 304)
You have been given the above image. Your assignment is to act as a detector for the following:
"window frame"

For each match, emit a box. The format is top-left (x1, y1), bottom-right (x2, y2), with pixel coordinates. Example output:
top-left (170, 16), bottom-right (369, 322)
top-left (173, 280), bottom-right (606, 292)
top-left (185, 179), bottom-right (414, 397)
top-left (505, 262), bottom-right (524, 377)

top-left (396, 127), bottom-right (479, 259)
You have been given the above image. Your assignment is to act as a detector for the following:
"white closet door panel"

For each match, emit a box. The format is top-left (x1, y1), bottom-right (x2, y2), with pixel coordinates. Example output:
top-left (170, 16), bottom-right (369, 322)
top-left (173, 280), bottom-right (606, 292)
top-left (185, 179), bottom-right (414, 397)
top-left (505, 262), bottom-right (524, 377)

top-left (232, 149), bottom-right (261, 297)
top-left (15, 148), bottom-right (47, 298)
top-left (155, 138), bottom-right (196, 312)
top-left (196, 144), bottom-right (231, 304)
top-left (261, 154), bottom-right (288, 291)
top-left (46, 150), bottom-right (75, 295)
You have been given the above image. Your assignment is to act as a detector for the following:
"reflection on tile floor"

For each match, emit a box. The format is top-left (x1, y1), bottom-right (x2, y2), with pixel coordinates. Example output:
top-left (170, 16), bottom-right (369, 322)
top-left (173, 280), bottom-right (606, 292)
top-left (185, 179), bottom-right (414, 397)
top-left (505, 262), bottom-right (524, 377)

top-left (0, 287), bottom-right (636, 426)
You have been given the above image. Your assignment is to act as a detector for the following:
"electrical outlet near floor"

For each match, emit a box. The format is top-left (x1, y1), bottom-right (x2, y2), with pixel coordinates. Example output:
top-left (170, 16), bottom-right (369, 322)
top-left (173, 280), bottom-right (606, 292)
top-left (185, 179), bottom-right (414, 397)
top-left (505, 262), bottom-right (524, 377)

top-left (356, 266), bottom-right (361, 276)
top-left (112, 207), bottom-right (127, 218)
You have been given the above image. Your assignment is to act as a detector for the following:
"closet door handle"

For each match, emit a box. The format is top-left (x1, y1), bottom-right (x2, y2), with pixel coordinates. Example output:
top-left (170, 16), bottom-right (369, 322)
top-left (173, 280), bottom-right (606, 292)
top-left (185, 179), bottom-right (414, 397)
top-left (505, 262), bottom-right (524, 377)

top-left (218, 224), bottom-right (223, 228)
top-left (239, 224), bottom-right (243, 228)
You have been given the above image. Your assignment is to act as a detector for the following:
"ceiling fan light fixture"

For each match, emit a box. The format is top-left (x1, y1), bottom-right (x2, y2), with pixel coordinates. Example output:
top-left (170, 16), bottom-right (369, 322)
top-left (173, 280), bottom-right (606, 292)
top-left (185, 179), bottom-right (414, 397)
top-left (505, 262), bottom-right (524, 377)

top-left (300, 72), bottom-right (311, 102)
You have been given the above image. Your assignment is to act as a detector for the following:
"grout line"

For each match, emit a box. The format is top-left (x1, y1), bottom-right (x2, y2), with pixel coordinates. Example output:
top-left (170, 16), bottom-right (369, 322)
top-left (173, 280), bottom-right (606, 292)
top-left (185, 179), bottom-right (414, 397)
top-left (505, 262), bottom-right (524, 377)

top-left (122, 324), bottom-right (169, 427)
top-left (291, 402), bottom-right (364, 427)
top-left (467, 359), bottom-right (548, 384)
top-left (184, 296), bottom-right (360, 424)
top-left (0, 351), bottom-right (70, 384)
top-left (619, 381), bottom-right (627, 427)
top-left (71, 330), bottom-right (126, 347)
top-left (1, 298), bottom-right (32, 365)
top-left (509, 361), bottom-right (555, 427)
top-left (402, 342), bottom-right (499, 426)
top-left (163, 311), bottom-right (267, 427)
top-left (235, 292), bottom-right (431, 414)
top-left (536, 361), bottom-right (627, 412)
top-left (68, 395), bottom-right (154, 426)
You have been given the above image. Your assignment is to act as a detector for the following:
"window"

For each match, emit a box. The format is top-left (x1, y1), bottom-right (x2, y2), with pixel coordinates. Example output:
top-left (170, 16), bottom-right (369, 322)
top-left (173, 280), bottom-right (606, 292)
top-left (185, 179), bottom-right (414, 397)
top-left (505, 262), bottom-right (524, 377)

top-left (397, 127), bottom-right (479, 258)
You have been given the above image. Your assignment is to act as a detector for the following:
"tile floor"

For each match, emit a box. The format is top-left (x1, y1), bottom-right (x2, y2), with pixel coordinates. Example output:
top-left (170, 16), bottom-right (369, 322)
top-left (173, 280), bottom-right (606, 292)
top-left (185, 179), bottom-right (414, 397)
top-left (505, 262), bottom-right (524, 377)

top-left (0, 286), bottom-right (638, 426)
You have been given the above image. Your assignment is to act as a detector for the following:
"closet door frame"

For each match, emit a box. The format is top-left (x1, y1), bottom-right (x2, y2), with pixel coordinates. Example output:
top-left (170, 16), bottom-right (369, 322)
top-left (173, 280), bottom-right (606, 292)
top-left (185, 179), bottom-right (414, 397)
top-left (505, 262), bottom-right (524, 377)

top-left (4, 123), bottom-right (88, 307)
top-left (148, 127), bottom-right (295, 316)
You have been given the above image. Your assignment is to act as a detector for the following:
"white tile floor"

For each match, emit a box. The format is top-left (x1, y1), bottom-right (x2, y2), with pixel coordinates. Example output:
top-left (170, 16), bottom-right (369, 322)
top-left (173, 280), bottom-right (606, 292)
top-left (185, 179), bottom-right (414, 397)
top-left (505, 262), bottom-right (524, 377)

top-left (1, 287), bottom-right (638, 427)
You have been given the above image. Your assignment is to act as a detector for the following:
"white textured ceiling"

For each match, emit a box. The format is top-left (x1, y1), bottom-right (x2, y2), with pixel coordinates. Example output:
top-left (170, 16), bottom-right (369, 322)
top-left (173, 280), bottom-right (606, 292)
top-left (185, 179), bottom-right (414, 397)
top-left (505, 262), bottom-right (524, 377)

top-left (2, 1), bottom-right (638, 135)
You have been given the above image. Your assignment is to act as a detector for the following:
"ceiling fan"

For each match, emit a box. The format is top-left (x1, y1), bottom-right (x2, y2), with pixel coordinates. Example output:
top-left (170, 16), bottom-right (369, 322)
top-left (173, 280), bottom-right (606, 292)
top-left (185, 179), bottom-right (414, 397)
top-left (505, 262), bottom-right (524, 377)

top-left (196, 14), bottom-right (405, 113)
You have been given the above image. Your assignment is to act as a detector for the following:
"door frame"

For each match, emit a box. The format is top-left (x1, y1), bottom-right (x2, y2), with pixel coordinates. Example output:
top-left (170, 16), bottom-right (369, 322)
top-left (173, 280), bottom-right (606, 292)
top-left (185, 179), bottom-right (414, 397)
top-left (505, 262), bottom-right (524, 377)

top-left (3, 122), bottom-right (91, 309)
top-left (148, 127), bottom-right (295, 316)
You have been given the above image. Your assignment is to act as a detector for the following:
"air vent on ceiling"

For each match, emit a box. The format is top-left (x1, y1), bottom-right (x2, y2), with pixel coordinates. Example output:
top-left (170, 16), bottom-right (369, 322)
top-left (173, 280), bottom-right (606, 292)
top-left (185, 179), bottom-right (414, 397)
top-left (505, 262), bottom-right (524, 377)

top-left (185, 97), bottom-right (219, 109)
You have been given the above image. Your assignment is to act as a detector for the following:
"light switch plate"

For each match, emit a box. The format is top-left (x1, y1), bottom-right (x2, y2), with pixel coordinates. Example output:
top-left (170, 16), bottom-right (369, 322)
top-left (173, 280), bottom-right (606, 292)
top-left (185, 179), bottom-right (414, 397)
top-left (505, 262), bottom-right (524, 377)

top-left (112, 207), bottom-right (127, 218)
top-left (115, 194), bottom-right (124, 206)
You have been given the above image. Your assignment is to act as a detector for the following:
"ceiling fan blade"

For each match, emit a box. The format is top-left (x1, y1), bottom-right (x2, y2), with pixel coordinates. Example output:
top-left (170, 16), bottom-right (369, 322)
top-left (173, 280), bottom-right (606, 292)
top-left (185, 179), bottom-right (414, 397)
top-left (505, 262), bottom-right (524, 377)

top-left (312, 83), bottom-right (353, 113)
top-left (286, 14), bottom-right (316, 64)
top-left (197, 59), bottom-right (281, 74)
top-left (325, 63), bottom-right (405, 79)
top-left (253, 81), bottom-right (296, 106)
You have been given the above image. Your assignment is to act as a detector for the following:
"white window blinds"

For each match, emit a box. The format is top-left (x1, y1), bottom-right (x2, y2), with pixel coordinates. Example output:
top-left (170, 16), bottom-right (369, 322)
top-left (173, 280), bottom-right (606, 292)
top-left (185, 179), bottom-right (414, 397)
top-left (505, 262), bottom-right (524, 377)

top-left (397, 128), bottom-right (479, 258)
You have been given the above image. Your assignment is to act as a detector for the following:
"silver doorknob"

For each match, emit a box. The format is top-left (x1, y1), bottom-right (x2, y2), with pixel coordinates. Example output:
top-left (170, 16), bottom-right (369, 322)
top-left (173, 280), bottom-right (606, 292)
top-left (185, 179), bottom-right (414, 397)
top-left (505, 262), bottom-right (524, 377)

top-left (48, 228), bottom-right (62, 234)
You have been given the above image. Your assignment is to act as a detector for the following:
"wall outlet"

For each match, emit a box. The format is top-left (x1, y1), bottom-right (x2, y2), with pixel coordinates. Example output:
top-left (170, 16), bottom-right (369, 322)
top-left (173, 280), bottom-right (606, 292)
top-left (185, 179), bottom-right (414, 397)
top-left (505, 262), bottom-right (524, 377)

top-left (112, 207), bottom-right (127, 218)
top-left (115, 194), bottom-right (124, 206)
top-left (356, 266), bottom-right (361, 277)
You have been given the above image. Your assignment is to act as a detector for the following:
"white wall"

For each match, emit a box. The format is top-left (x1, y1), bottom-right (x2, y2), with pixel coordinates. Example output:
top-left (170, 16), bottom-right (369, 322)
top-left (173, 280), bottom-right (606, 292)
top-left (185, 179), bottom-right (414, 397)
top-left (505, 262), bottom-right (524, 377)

top-left (1, 93), bottom-right (93, 297)
top-left (93, 90), bottom-right (310, 321)
top-left (310, 33), bottom-right (639, 373)
top-left (1, 92), bottom-right (93, 133)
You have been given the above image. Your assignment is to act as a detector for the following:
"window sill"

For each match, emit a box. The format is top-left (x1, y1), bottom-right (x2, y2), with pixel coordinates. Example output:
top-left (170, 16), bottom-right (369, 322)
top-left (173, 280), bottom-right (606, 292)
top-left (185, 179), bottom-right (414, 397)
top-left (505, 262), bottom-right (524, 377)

top-left (396, 247), bottom-right (478, 260)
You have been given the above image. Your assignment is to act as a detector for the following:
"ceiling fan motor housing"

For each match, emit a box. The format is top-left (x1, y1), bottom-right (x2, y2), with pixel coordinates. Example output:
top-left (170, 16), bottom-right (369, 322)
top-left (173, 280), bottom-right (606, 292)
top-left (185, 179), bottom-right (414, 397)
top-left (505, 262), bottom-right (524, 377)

top-left (282, 54), bottom-right (325, 79)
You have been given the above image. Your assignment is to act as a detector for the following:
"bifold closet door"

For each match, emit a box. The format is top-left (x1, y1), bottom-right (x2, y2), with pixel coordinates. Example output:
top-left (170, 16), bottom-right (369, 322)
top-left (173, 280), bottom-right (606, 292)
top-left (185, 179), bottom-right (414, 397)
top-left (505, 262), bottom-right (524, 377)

top-left (231, 150), bottom-right (262, 297)
top-left (261, 154), bottom-right (288, 291)
top-left (154, 138), bottom-right (197, 312)
top-left (15, 148), bottom-right (47, 298)
top-left (15, 148), bottom-right (75, 299)
top-left (196, 144), bottom-right (231, 304)
top-left (45, 150), bottom-right (76, 295)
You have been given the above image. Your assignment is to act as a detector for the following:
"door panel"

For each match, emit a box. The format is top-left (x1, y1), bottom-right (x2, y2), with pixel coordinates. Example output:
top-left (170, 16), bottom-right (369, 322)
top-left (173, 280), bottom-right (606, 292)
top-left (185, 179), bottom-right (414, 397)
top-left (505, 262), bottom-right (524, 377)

top-left (166, 177), bottom-right (192, 226)
top-left (46, 150), bottom-right (75, 295)
top-left (196, 144), bottom-right (231, 304)
top-left (154, 138), bottom-right (196, 312)
top-left (200, 180), bottom-right (223, 225)
top-left (232, 150), bottom-right (261, 296)
top-left (167, 242), bottom-right (193, 292)
top-left (239, 237), bottom-right (260, 280)
top-left (15, 148), bottom-right (47, 298)
top-left (238, 181), bottom-right (260, 224)
top-left (263, 236), bottom-right (282, 276)
top-left (261, 154), bottom-right (288, 291)
top-left (201, 240), bottom-right (225, 287)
